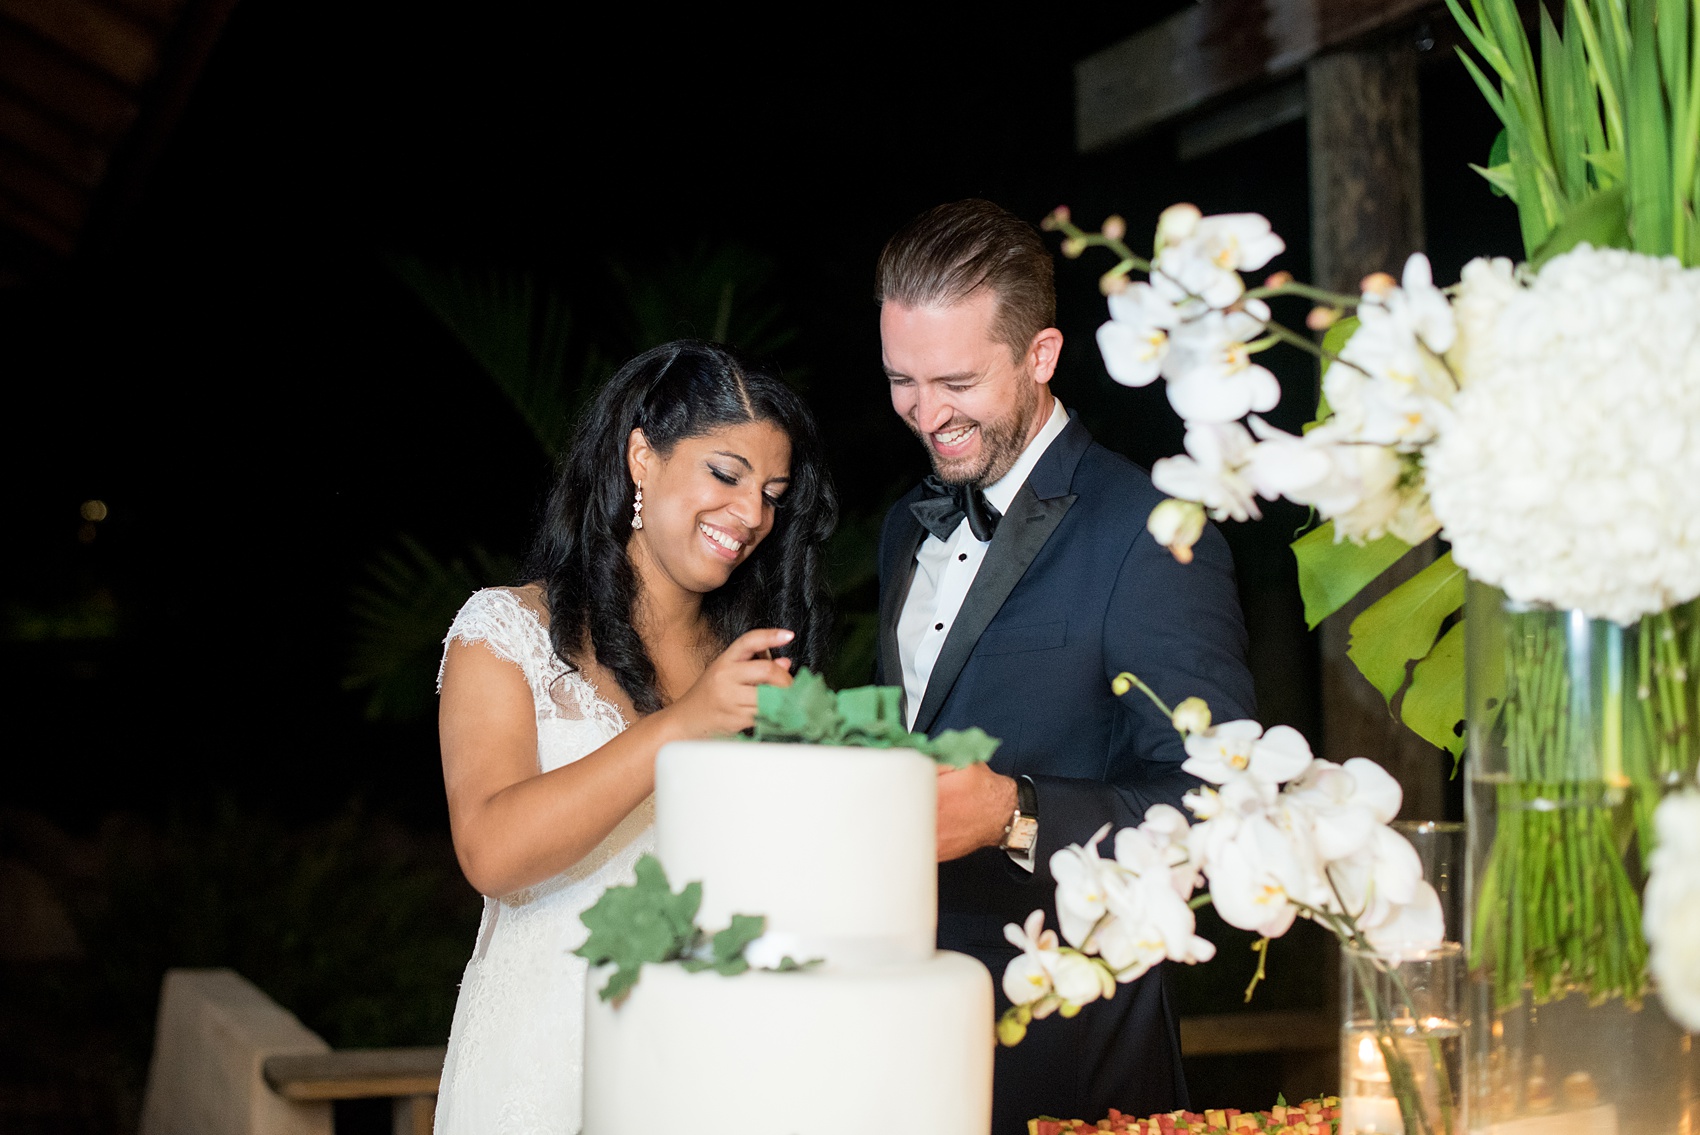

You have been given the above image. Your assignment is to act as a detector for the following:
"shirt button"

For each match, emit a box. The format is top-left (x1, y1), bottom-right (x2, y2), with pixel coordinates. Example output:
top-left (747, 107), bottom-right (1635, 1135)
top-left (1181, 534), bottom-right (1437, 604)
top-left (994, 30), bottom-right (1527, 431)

top-left (958, 553), bottom-right (967, 561)
top-left (934, 623), bottom-right (944, 631)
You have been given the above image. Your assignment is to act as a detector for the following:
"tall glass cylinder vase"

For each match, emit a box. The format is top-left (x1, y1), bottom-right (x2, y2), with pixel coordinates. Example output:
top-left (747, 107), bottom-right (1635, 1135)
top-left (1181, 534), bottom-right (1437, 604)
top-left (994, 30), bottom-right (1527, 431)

top-left (1464, 580), bottom-right (1700, 1135)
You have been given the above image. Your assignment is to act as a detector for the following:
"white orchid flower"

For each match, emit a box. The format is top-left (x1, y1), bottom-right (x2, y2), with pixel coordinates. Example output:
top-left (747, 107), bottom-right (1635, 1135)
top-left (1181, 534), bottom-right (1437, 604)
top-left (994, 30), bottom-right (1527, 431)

top-left (1391, 253), bottom-right (1455, 355)
top-left (1146, 498), bottom-right (1207, 564)
top-left (1161, 303), bottom-right (1281, 423)
top-left (1201, 813), bottom-right (1305, 939)
top-left (1248, 420), bottom-right (1433, 545)
top-left (1282, 757), bottom-right (1404, 863)
top-left (1130, 803), bottom-right (1202, 897)
top-left (1325, 824), bottom-right (1425, 929)
top-left (1051, 950), bottom-right (1112, 1005)
top-left (1001, 909), bottom-right (1061, 1006)
top-left (1049, 825), bottom-right (1114, 949)
top-left (1359, 880), bottom-right (1446, 957)
top-left (1182, 720), bottom-right (1314, 787)
top-left (1330, 256), bottom-right (1459, 453)
top-left (1151, 421), bottom-right (1260, 522)
top-left (1092, 871), bottom-right (1170, 978)
top-left (1097, 283), bottom-right (1182, 387)
top-left (1152, 213), bottom-right (1286, 310)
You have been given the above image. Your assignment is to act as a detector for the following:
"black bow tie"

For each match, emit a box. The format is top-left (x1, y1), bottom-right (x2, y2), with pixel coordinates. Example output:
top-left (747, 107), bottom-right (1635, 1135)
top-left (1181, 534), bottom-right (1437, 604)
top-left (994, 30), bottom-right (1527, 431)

top-left (910, 475), bottom-right (1002, 542)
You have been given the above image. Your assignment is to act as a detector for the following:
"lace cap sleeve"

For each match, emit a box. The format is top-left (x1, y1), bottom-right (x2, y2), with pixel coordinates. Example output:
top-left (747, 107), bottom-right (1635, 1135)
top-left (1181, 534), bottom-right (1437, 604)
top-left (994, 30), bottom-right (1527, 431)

top-left (438, 588), bottom-right (548, 693)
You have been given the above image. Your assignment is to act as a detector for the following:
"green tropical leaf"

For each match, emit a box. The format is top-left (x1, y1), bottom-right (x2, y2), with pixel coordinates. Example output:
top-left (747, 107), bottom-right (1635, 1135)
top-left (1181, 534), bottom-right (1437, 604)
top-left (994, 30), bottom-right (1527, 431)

top-left (1625, 0), bottom-right (1674, 254)
top-left (1402, 621), bottom-right (1467, 764)
top-left (1291, 522), bottom-right (1416, 629)
top-left (344, 537), bottom-right (517, 723)
top-left (1347, 552), bottom-right (1466, 705)
top-left (609, 244), bottom-right (800, 368)
top-left (1529, 186), bottom-right (1631, 265)
top-left (1471, 162), bottom-right (1518, 197)
top-left (390, 257), bottom-right (582, 456)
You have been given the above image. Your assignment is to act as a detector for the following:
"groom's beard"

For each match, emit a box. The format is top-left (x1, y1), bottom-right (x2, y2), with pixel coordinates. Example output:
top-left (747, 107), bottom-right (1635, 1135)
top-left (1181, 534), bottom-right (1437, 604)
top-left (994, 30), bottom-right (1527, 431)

top-left (914, 377), bottom-right (1042, 488)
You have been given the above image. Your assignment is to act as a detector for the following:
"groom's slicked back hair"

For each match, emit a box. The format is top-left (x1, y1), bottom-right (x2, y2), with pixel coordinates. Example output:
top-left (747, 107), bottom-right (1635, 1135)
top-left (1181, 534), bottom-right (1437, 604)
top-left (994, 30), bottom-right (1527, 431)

top-left (875, 198), bottom-right (1056, 359)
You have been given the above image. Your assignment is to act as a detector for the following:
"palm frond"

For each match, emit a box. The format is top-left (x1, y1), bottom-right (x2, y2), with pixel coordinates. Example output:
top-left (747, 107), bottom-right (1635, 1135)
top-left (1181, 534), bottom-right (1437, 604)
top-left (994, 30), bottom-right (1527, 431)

top-left (344, 536), bottom-right (518, 723)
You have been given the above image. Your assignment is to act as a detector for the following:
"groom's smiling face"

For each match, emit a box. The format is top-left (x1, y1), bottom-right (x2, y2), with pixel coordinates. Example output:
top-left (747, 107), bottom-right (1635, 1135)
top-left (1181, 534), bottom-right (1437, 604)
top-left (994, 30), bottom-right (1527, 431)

top-left (881, 288), bottom-right (1054, 488)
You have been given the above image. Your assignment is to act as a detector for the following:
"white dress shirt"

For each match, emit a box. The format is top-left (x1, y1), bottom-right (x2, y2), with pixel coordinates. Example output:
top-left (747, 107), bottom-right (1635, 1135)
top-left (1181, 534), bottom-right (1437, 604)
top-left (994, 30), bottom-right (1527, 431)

top-left (898, 396), bottom-right (1070, 729)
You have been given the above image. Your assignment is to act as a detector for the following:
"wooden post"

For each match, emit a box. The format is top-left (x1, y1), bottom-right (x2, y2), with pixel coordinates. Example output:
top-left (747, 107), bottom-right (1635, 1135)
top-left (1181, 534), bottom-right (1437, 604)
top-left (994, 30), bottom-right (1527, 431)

top-left (1305, 42), bottom-right (1447, 824)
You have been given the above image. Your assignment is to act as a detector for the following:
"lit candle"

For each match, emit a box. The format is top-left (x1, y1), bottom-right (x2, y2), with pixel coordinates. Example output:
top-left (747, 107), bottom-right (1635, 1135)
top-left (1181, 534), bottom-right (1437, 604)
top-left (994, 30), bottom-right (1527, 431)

top-left (1344, 1035), bottom-right (1404, 1135)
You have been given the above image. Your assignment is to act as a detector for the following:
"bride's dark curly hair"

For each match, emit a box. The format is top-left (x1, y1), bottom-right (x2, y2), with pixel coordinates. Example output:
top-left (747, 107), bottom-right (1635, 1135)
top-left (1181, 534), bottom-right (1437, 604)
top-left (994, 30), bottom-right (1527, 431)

top-left (524, 340), bottom-right (837, 714)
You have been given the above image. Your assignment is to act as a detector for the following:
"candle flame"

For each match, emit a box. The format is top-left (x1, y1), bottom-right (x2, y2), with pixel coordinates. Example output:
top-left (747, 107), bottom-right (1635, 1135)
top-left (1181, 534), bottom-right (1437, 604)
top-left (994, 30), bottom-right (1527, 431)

top-left (1359, 1036), bottom-right (1378, 1064)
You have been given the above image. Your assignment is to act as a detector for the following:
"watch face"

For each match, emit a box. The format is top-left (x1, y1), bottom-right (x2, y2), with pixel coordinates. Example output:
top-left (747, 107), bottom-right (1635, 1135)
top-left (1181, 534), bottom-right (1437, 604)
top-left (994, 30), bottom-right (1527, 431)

top-left (1004, 815), bottom-right (1038, 852)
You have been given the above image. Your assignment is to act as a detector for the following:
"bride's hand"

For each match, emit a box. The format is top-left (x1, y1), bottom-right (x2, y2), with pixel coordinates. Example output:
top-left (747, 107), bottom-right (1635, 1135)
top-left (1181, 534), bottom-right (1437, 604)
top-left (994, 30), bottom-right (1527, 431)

top-left (667, 627), bottom-right (796, 739)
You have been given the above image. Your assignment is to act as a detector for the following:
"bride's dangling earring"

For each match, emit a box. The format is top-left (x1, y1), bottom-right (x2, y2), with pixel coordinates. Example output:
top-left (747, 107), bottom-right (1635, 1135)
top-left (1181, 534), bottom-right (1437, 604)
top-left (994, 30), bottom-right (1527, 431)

top-left (631, 481), bottom-right (644, 530)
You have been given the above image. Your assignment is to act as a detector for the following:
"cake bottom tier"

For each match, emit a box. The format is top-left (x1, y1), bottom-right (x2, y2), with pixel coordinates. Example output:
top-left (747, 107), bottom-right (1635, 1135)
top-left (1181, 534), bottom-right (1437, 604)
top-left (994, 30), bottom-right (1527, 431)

top-left (583, 950), bottom-right (993, 1134)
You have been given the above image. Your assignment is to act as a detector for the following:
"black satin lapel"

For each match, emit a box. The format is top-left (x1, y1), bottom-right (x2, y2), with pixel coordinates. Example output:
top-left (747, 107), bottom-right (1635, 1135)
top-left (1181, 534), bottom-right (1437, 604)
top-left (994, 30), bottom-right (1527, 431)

top-left (877, 519), bottom-right (927, 687)
top-left (912, 485), bottom-right (1077, 734)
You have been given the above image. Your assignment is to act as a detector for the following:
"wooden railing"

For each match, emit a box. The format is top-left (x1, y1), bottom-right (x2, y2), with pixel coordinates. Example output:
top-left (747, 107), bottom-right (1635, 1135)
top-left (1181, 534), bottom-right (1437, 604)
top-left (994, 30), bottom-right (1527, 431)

top-left (262, 1048), bottom-right (445, 1135)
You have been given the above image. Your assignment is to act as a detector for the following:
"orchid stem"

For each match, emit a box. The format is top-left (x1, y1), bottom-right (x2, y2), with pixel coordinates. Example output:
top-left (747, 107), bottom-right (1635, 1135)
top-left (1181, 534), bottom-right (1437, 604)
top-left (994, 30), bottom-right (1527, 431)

top-left (1113, 671), bottom-right (1173, 718)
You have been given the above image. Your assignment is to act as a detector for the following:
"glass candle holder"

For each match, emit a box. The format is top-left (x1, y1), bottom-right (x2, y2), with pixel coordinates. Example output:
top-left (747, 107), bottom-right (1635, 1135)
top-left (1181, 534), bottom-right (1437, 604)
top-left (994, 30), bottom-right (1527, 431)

top-left (1341, 941), bottom-right (1465, 1135)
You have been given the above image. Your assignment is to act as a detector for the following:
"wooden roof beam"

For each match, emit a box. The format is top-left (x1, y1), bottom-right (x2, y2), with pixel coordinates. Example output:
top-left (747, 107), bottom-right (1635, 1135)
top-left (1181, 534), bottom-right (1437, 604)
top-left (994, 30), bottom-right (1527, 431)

top-left (1075, 0), bottom-right (1443, 152)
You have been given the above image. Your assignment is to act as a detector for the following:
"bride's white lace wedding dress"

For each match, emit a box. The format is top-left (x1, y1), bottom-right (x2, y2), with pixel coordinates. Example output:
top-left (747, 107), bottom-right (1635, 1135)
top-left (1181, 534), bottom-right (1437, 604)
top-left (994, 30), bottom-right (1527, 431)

top-left (433, 588), bottom-right (655, 1135)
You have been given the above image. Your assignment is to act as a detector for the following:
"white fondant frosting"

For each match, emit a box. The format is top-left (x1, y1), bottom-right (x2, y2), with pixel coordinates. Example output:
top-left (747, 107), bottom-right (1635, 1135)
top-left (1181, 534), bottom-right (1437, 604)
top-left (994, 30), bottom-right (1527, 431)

top-left (654, 741), bottom-right (939, 965)
top-left (582, 955), bottom-right (993, 1134)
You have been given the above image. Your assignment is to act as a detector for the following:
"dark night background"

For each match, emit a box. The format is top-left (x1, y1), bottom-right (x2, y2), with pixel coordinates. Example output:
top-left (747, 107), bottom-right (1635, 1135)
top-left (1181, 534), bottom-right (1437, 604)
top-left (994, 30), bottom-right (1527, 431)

top-left (0, 3), bottom-right (1519, 1129)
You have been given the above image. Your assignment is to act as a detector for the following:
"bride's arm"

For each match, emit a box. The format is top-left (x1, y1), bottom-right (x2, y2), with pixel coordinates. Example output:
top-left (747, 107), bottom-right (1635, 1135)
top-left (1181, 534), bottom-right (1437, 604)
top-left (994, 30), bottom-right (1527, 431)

top-left (438, 627), bottom-right (795, 897)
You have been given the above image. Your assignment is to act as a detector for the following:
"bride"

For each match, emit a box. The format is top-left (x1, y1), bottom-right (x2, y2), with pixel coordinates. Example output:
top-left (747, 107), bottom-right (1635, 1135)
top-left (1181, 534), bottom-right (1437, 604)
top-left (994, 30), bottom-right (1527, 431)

top-left (432, 340), bottom-right (837, 1134)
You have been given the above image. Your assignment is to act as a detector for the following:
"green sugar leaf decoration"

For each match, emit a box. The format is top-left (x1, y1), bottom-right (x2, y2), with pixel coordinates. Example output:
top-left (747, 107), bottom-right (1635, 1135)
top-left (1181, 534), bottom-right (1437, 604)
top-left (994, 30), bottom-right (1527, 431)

top-left (711, 914), bottom-right (767, 965)
top-left (575, 854), bottom-right (704, 1003)
top-left (748, 666), bottom-right (1000, 767)
top-left (927, 726), bottom-right (1002, 770)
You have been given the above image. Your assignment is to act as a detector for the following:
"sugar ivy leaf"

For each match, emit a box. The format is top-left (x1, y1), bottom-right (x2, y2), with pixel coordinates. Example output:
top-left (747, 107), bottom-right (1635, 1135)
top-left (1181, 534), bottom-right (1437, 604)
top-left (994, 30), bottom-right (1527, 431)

top-left (771, 955), bottom-right (824, 972)
top-left (711, 914), bottom-right (766, 964)
top-left (597, 962), bottom-right (643, 1005)
top-left (753, 666), bottom-right (839, 742)
top-left (575, 854), bottom-right (704, 1002)
top-left (925, 726), bottom-right (1000, 769)
top-left (836, 684), bottom-right (903, 730)
top-left (711, 956), bottom-right (751, 976)
top-left (679, 958), bottom-right (713, 973)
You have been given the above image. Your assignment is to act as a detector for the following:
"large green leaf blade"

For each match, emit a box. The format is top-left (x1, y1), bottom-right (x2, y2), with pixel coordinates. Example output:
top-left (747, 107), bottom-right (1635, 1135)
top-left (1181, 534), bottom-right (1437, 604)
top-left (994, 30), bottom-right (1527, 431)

top-left (1291, 522), bottom-right (1416, 630)
top-left (1625, 0), bottom-right (1674, 253)
top-left (1402, 620), bottom-right (1468, 762)
top-left (1529, 186), bottom-right (1631, 265)
top-left (1346, 552), bottom-right (1466, 704)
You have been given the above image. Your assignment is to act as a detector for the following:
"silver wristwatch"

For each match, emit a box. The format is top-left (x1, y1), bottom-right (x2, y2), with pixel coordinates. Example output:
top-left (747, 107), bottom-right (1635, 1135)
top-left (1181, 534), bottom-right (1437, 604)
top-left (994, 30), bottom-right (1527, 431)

top-left (999, 777), bottom-right (1039, 853)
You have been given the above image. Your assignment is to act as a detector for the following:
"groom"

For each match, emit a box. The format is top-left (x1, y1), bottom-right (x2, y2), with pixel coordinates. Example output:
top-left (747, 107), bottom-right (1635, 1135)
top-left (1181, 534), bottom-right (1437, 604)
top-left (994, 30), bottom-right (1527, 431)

top-left (874, 200), bottom-right (1257, 1131)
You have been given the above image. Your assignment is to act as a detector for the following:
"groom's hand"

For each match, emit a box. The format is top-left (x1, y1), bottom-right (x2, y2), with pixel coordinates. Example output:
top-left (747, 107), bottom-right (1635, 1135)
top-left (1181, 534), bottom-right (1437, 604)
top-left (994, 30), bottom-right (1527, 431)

top-left (935, 763), bottom-right (1019, 862)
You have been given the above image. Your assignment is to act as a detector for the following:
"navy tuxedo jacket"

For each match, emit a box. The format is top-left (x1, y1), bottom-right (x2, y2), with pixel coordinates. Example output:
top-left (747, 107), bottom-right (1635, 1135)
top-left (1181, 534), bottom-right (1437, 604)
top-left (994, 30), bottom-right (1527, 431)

top-left (877, 412), bottom-right (1256, 935)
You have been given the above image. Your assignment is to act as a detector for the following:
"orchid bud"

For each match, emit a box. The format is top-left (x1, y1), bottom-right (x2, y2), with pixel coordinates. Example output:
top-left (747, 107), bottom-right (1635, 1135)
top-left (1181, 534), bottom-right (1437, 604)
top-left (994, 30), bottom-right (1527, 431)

top-left (1111, 673), bottom-right (1133, 697)
top-left (1172, 697), bottom-right (1213, 735)
top-left (1042, 206), bottom-right (1072, 231)
top-left (1060, 237), bottom-right (1087, 259)
top-left (1360, 271), bottom-right (1397, 297)
top-left (1101, 214), bottom-right (1127, 242)
top-left (1263, 270), bottom-right (1294, 289)
top-left (1100, 270), bottom-right (1130, 296)
top-left (1147, 499), bottom-right (1206, 564)
top-left (996, 1014), bottom-right (1029, 1046)
top-left (1155, 203), bottom-right (1202, 248)
top-left (1306, 305), bottom-right (1340, 331)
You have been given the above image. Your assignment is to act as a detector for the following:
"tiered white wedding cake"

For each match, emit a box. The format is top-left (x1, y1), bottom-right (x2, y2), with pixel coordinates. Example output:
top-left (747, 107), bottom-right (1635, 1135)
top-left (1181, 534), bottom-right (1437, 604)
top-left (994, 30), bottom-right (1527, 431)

top-left (581, 740), bottom-right (993, 1132)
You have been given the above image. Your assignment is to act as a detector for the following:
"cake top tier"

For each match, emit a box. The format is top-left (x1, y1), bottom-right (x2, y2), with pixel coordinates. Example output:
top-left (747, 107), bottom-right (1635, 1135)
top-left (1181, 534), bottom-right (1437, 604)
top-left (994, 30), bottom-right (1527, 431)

top-left (654, 741), bottom-right (939, 968)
